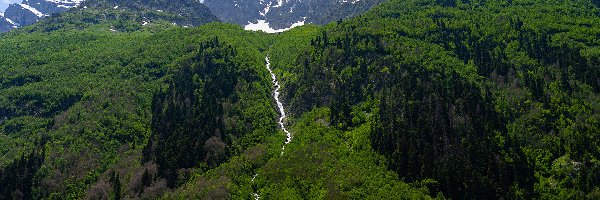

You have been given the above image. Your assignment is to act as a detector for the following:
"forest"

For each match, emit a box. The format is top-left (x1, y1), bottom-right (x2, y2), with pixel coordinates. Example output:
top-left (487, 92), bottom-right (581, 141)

top-left (0, 0), bottom-right (598, 199)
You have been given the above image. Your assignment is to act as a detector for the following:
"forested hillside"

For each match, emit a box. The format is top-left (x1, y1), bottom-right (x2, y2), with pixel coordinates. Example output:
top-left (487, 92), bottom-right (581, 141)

top-left (0, 19), bottom-right (282, 198)
top-left (276, 0), bottom-right (600, 198)
top-left (0, 0), bottom-right (599, 199)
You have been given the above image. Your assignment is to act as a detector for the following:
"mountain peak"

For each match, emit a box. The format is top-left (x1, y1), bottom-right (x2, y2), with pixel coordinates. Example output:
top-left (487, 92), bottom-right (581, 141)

top-left (0, 0), bottom-right (84, 32)
top-left (0, 0), bottom-right (223, 33)
top-left (203, 0), bottom-right (385, 33)
top-left (0, 0), bottom-right (384, 33)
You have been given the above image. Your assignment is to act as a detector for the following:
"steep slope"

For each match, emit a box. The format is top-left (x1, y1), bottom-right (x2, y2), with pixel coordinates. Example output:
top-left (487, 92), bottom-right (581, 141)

top-left (0, 0), bottom-right (219, 33)
top-left (80, 0), bottom-right (219, 27)
top-left (1, 0), bottom-right (384, 33)
top-left (6, 0), bottom-right (220, 33)
top-left (1, 0), bottom-right (599, 199)
top-left (164, 25), bottom-right (433, 199)
top-left (0, 2), bottom-right (432, 197)
top-left (0, 12), bottom-right (16, 32)
top-left (0, 23), bottom-right (276, 199)
top-left (272, 0), bottom-right (600, 199)
top-left (0, 1), bottom-right (220, 199)
top-left (203, 0), bottom-right (386, 32)
top-left (0, 0), bottom-right (82, 32)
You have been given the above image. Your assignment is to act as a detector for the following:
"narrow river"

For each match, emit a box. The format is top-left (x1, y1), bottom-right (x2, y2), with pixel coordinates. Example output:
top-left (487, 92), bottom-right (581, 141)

top-left (265, 56), bottom-right (293, 153)
top-left (252, 56), bottom-right (293, 200)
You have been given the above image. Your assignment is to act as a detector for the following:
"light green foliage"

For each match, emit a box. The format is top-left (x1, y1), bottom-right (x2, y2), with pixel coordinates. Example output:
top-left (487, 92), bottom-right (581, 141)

top-left (255, 108), bottom-right (432, 199)
top-left (1, 0), bottom-right (599, 199)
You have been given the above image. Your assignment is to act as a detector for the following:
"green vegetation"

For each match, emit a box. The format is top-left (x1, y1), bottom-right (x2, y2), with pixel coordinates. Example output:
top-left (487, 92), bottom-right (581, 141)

top-left (276, 0), bottom-right (600, 198)
top-left (143, 37), bottom-right (277, 188)
top-left (1, 0), bottom-right (599, 199)
top-left (0, 21), bottom-right (282, 198)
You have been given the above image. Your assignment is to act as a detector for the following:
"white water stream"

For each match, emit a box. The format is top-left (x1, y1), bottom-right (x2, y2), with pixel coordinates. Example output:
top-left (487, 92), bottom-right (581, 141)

top-left (252, 56), bottom-right (293, 199)
top-left (265, 56), bottom-right (293, 152)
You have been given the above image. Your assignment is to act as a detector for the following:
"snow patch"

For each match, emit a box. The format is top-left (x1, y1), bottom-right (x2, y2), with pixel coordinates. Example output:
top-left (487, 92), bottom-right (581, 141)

top-left (5, 17), bottom-right (18, 27)
top-left (44, 0), bottom-right (84, 4)
top-left (19, 4), bottom-right (48, 18)
top-left (244, 19), bottom-right (305, 33)
top-left (341, 0), bottom-right (361, 4)
top-left (45, 0), bottom-right (82, 8)
top-left (273, 0), bottom-right (284, 8)
top-left (259, 2), bottom-right (272, 17)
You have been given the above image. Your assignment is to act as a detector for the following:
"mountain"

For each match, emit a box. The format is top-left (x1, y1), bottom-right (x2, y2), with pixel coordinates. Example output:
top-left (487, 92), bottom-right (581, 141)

top-left (1, 0), bottom-right (599, 199)
top-left (0, 0), bottom-right (384, 33)
top-left (0, 12), bottom-right (16, 32)
top-left (78, 0), bottom-right (219, 27)
top-left (203, 0), bottom-right (386, 32)
top-left (0, 0), bottom-right (219, 33)
top-left (0, 0), bottom-right (82, 32)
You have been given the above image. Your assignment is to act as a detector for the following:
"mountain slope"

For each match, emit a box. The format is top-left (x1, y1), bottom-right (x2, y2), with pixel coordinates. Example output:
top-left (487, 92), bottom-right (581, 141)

top-left (0, 0), bottom-right (219, 33)
top-left (272, 0), bottom-right (600, 198)
top-left (0, 0), bottom-right (383, 33)
top-left (0, 0), bottom-right (432, 197)
top-left (4, 0), bottom-right (220, 34)
top-left (0, 0), bottom-right (599, 199)
top-left (203, 0), bottom-right (386, 31)
top-left (0, 0), bottom-right (82, 32)
top-left (0, 12), bottom-right (15, 32)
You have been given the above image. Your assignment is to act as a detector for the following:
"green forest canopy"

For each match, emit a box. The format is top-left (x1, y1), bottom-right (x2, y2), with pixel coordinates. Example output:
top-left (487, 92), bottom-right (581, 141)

top-left (0, 0), bottom-right (599, 199)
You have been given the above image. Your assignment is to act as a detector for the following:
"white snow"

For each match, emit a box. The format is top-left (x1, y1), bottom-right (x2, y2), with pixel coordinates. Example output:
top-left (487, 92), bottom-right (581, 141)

top-left (44, 0), bottom-right (82, 8)
top-left (273, 0), bottom-right (284, 8)
top-left (244, 20), bottom-right (305, 33)
top-left (0, 0), bottom-right (84, 31)
top-left (5, 18), bottom-right (14, 25)
top-left (259, 2), bottom-right (272, 16)
top-left (341, 0), bottom-right (361, 4)
top-left (19, 4), bottom-right (48, 18)
top-left (5, 17), bottom-right (18, 27)
top-left (44, 0), bottom-right (84, 4)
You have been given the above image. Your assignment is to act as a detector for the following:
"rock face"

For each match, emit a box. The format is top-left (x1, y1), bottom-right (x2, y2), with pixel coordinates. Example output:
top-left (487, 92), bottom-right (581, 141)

top-left (0, 0), bottom-right (219, 33)
top-left (0, 12), bottom-right (16, 32)
top-left (80, 0), bottom-right (219, 27)
top-left (0, 0), bottom-right (82, 32)
top-left (203, 0), bottom-right (386, 31)
top-left (0, 0), bottom-right (384, 33)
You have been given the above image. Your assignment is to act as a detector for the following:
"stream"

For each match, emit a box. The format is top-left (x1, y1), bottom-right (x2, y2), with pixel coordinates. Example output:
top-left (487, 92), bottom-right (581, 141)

top-left (252, 56), bottom-right (293, 199)
top-left (265, 56), bottom-right (293, 153)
